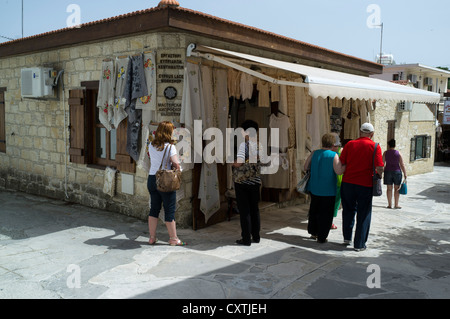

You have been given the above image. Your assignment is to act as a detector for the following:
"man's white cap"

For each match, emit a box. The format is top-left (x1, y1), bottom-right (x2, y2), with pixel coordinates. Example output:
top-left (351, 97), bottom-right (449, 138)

top-left (360, 123), bottom-right (375, 133)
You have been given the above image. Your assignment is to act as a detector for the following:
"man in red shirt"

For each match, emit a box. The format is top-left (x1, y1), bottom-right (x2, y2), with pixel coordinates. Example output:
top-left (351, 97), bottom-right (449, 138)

top-left (339, 123), bottom-right (384, 251)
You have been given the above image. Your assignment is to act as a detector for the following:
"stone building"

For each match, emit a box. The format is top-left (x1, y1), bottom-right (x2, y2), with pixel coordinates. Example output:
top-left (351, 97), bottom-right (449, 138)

top-left (0, 1), bottom-right (440, 228)
top-left (370, 64), bottom-right (450, 172)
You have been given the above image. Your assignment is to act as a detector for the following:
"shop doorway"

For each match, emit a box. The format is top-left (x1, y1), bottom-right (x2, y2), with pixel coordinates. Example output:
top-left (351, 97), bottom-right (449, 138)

top-left (191, 85), bottom-right (298, 230)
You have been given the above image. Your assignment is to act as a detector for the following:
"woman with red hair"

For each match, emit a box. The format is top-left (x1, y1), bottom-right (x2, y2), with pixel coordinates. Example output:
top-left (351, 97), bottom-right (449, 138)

top-left (147, 121), bottom-right (186, 246)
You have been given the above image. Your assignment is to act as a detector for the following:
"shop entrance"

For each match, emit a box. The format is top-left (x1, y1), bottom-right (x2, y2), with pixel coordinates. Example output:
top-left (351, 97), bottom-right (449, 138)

top-left (191, 84), bottom-right (298, 230)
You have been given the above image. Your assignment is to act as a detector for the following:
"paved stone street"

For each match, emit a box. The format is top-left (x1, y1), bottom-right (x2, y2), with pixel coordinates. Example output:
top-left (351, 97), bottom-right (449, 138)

top-left (0, 165), bottom-right (449, 300)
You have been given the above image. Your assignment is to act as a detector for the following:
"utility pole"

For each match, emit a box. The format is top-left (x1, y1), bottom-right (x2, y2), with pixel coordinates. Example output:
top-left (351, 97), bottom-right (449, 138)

top-left (22, 0), bottom-right (24, 38)
top-left (379, 23), bottom-right (384, 63)
top-left (375, 23), bottom-right (384, 64)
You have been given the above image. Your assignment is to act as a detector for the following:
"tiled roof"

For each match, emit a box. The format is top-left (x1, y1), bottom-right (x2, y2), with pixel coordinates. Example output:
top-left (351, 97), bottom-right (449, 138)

top-left (0, 5), bottom-right (381, 72)
top-left (0, 6), bottom-right (162, 47)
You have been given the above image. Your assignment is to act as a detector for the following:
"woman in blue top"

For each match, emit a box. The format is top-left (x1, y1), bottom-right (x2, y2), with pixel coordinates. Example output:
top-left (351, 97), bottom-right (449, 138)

top-left (304, 133), bottom-right (346, 243)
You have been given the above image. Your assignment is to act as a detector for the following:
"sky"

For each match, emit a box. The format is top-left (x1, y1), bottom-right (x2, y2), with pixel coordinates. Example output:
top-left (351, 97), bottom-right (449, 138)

top-left (0, 0), bottom-right (449, 67)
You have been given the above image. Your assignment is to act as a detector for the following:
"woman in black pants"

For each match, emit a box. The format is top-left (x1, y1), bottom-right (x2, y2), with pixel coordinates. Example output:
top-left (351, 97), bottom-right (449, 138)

top-left (232, 120), bottom-right (262, 246)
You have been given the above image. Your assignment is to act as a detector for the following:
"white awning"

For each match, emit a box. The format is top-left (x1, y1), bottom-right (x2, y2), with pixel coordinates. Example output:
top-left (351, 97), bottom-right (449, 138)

top-left (189, 45), bottom-right (441, 104)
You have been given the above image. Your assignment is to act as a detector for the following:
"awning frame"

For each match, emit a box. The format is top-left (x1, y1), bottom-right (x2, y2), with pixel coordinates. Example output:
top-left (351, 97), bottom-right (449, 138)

top-left (186, 44), bottom-right (441, 104)
top-left (187, 44), bottom-right (308, 89)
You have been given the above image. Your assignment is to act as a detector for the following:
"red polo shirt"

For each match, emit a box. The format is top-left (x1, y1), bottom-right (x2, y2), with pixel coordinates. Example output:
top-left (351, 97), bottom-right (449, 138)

top-left (340, 137), bottom-right (383, 187)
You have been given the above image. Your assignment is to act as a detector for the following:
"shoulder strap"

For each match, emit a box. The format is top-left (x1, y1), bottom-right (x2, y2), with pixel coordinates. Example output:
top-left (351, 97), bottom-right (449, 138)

top-left (373, 143), bottom-right (379, 173)
top-left (159, 145), bottom-right (170, 170)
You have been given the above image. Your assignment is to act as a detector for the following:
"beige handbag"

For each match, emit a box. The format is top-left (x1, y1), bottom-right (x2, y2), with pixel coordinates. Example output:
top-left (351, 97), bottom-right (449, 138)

top-left (155, 145), bottom-right (181, 192)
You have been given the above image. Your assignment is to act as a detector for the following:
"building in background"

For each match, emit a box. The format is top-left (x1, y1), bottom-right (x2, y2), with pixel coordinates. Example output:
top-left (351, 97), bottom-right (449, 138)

top-left (371, 64), bottom-right (450, 166)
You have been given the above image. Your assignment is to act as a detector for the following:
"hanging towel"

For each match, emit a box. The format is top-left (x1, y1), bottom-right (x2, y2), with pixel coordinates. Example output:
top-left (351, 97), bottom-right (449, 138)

top-left (123, 54), bottom-right (147, 162)
top-left (135, 51), bottom-right (157, 111)
top-left (240, 72), bottom-right (254, 100)
top-left (198, 162), bottom-right (221, 223)
top-left (137, 125), bottom-right (151, 173)
top-left (181, 62), bottom-right (204, 171)
top-left (279, 83), bottom-right (288, 115)
top-left (103, 167), bottom-right (117, 197)
top-left (269, 113), bottom-right (291, 151)
top-left (97, 60), bottom-right (115, 131)
top-left (257, 79), bottom-right (270, 107)
top-left (270, 82), bottom-right (280, 102)
top-left (113, 56), bottom-right (130, 128)
top-left (227, 68), bottom-right (241, 99)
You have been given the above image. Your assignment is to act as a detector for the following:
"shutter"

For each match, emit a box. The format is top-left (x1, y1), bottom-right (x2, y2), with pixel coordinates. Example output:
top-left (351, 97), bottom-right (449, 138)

top-left (0, 89), bottom-right (6, 153)
top-left (115, 119), bottom-right (135, 173)
top-left (410, 138), bottom-right (416, 162)
top-left (68, 89), bottom-right (87, 164)
top-left (426, 136), bottom-right (432, 159)
top-left (387, 120), bottom-right (396, 143)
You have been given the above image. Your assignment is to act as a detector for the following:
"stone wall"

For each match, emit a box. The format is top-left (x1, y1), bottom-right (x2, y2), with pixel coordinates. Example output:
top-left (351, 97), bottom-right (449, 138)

top-left (0, 32), bottom-right (195, 227)
top-left (372, 100), bottom-right (435, 176)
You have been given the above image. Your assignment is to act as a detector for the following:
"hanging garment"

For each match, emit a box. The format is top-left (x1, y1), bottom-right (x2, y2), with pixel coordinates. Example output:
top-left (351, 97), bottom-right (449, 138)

top-left (240, 72), bottom-right (254, 100)
top-left (307, 99), bottom-right (321, 151)
top-left (329, 97), bottom-right (343, 109)
top-left (124, 54), bottom-right (147, 162)
top-left (358, 99), bottom-right (369, 125)
top-left (279, 84), bottom-right (288, 115)
top-left (201, 65), bottom-right (214, 129)
top-left (288, 147), bottom-right (297, 190)
top-left (181, 62), bottom-right (204, 171)
top-left (261, 152), bottom-right (289, 189)
top-left (124, 54), bottom-right (148, 103)
top-left (103, 167), bottom-right (117, 197)
top-left (342, 98), bottom-right (351, 118)
top-left (257, 79), bottom-right (270, 107)
top-left (214, 68), bottom-right (229, 162)
top-left (294, 79), bottom-right (308, 170)
top-left (113, 56), bottom-right (130, 128)
top-left (135, 51), bottom-right (157, 111)
top-left (307, 97), bottom-right (330, 151)
top-left (137, 125), bottom-right (151, 173)
top-left (198, 163), bottom-right (221, 223)
top-left (227, 68), bottom-right (241, 99)
top-left (344, 115), bottom-right (361, 140)
top-left (270, 113), bottom-right (291, 151)
top-left (200, 65), bottom-right (221, 220)
top-left (97, 60), bottom-right (115, 131)
top-left (270, 83), bottom-right (280, 102)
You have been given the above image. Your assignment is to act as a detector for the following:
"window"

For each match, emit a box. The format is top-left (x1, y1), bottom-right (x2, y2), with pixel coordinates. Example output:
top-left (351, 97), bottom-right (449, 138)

top-left (0, 88), bottom-right (6, 153)
top-left (69, 83), bottom-right (135, 173)
top-left (87, 88), bottom-right (118, 167)
top-left (410, 135), bottom-right (432, 161)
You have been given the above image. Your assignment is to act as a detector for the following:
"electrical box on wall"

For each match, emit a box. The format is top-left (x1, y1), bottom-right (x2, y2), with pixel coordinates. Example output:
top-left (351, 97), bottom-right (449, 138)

top-left (21, 67), bottom-right (56, 98)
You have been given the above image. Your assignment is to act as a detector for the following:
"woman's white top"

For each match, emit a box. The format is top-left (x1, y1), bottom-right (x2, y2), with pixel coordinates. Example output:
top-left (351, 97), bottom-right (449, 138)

top-left (148, 143), bottom-right (177, 176)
